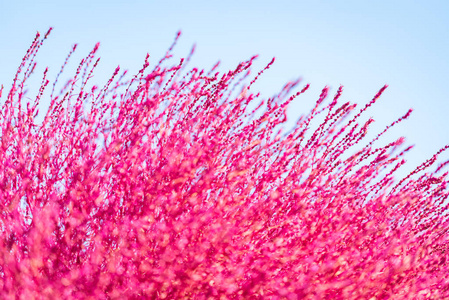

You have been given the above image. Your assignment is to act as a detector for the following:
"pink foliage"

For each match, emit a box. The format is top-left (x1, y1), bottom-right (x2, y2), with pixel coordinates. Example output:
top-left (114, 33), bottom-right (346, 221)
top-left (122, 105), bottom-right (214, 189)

top-left (1, 29), bottom-right (449, 299)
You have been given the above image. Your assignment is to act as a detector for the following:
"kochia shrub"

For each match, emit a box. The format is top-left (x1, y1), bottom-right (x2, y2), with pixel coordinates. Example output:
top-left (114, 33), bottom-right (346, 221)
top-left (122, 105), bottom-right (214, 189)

top-left (1, 28), bottom-right (449, 299)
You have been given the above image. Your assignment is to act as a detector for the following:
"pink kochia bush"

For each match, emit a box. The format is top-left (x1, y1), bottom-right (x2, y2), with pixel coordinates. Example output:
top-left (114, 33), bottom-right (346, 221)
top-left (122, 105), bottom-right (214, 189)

top-left (1, 28), bottom-right (449, 299)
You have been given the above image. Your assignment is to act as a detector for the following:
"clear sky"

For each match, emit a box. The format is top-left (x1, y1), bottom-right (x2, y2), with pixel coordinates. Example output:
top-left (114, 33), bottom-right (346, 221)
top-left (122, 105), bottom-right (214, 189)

top-left (1, 0), bottom-right (448, 178)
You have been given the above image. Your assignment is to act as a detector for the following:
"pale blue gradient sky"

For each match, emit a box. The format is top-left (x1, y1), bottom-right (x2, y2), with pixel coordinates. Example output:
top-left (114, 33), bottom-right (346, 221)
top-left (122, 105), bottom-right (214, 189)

top-left (1, 0), bottom-right (448, 178)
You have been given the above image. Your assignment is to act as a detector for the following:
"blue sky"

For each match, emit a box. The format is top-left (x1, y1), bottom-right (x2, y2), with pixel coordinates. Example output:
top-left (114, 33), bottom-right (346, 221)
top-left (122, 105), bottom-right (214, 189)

top-left (1, 0), bottom-right (448, 178)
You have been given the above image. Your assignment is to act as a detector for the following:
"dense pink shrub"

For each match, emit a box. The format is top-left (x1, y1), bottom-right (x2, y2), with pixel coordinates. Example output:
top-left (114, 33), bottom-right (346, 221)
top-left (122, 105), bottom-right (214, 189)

top-left (1, 28), bottom-right (449, 299)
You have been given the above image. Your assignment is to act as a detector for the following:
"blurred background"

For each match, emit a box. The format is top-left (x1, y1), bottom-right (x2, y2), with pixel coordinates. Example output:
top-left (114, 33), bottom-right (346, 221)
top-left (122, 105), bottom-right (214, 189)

top-left (1, 0), bottom-right (448, 178)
